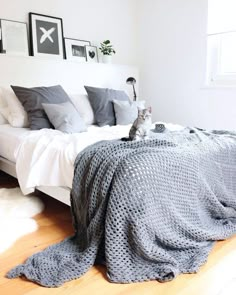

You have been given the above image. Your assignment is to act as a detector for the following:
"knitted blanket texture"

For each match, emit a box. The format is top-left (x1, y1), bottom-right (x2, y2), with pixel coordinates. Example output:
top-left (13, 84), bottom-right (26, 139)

top-left (7, 129), bottom-right (236, 287)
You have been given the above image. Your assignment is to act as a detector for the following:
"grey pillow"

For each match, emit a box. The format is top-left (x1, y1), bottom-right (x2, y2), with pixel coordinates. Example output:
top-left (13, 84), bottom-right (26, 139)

top-left (84, 86), bottom-right (129, 126)
top-left (11, 85), bottom-right (71, 130)
top-left (113, 100), bottom-right (146, 125)
top-left (42, 102), bottom-right (87, 134)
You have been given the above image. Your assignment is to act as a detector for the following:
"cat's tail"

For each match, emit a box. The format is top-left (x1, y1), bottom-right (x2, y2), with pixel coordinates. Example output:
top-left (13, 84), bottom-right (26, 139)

top-left (121, 137), bottom-right (131, 141)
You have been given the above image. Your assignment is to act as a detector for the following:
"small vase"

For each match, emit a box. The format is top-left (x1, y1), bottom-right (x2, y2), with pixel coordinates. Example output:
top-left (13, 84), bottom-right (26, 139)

top-left (102, 55), bottom-right (112, 64)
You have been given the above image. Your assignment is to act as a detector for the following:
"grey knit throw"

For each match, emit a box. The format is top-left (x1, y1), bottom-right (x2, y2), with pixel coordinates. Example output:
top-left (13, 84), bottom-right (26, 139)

top-left (7, 129), bottom-right (236, 287)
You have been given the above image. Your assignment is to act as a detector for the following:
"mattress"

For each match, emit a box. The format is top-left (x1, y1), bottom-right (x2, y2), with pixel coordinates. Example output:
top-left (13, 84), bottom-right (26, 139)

top-left (0, 124), bottom-right (32, 162)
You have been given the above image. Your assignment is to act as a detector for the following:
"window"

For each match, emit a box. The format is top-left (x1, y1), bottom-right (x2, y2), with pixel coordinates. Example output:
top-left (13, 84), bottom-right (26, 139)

top-left (207, 0), bottom-right (236, 85)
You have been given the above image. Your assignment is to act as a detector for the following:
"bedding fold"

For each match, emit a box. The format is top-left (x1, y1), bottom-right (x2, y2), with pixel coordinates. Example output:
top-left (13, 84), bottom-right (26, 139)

top-left (7, 128), bottom-right (236, 287)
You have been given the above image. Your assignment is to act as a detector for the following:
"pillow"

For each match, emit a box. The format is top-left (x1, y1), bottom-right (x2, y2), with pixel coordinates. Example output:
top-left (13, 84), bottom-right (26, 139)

top-left (84, 86), bottom-right (129, 126)
top-left (113, 100), bottom-right (146, 125)
top-left (0, 88), bottom-right (8, 124)
top-left (1, 87), bottom-right (29, 127)
top-left (69, 94), bottom-right (95, 125)
top-left (11, 85), bottom-right (71, 130)
top-left (0, 111), bottom-right (8, 124)
top-left (0, 88), bottom-right (6, 107)
top-left (42, 101), bottom-right (87, 134)
top-left (0, 107), bottom-right (9, 124)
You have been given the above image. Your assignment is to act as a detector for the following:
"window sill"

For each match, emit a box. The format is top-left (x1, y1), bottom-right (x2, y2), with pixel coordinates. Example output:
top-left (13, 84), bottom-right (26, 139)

top-left (201, 84), bottom-right (236, 90)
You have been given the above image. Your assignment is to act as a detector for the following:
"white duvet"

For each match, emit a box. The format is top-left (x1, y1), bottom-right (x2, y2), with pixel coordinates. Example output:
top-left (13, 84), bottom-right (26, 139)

top-left (16, 125), bottom-right (131, 194)
top-left (16, 123), bottom-right (183, 194)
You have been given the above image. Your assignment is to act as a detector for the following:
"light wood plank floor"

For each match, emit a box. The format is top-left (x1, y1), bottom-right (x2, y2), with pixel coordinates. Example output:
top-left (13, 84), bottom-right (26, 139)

top-left (1, 171), bottom-right (236, 295)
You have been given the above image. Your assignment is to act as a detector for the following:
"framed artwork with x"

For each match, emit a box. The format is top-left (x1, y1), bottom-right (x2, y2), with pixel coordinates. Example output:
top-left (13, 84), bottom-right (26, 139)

top-left (29, 12), bottom-right (65, 59)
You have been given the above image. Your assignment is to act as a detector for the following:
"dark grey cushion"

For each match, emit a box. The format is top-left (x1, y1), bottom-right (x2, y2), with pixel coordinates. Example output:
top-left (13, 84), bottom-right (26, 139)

top-left (84, 86), bottom-right (129, 126)
top-left (42, 102), bottom-right (87, 134)
top-left (11, 85), bottom-right (71, 130)
top-left (113, 100), bottom-right (146, 125)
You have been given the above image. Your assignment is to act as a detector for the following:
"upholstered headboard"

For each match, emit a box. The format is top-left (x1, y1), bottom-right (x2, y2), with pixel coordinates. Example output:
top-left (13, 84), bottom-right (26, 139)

top-left (0, 55), bottom-right (138, 97)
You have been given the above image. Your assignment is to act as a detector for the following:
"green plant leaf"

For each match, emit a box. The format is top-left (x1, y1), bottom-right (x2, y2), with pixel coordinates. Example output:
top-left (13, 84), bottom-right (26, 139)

top-left (99, 40), bottom-right (116, 55)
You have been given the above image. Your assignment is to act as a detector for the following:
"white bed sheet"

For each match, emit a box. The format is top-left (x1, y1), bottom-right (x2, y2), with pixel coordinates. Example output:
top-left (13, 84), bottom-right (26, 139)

top-left (0, 123), bottom-right (184, 195)
top-left (15, 125), bottom-right (132, 194)
top-left (0, 124), bottom-right (32, 162)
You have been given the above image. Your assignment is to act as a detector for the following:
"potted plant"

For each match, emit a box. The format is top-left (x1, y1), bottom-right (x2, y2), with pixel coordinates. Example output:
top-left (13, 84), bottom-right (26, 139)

top-left (99, 40), bottom-right (116, 63)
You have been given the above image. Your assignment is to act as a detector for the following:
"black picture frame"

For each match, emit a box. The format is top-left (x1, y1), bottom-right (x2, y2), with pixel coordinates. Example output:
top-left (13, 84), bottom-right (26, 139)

top-left (85, 45), bottom-right (99, 63)
top-left (64, 38), bottom-right (91, 62)
top-left (29, 12), bottom-right (65, 59)
top-left (0, 19), bottom-right (29, 56)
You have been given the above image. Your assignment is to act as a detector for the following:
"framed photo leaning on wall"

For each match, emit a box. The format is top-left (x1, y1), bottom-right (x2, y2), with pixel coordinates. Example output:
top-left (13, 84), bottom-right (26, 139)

top-left (64, 38), bottom-right (90, 62)
top-left (85, 45), bottom-right (99, 63)
top-left (29, 12), bottom-right (64, 59)
top-left (0, 19), bottom-right (29, 56)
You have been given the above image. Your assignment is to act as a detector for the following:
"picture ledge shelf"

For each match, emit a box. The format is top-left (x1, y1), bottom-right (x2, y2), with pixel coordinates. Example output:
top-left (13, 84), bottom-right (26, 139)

top-left (0, 53), bottom-right (135, 69)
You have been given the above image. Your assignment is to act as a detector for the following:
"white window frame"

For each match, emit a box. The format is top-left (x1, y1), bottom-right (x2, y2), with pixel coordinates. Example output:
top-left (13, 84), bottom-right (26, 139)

top-left (207, 31), bottom-right (236, 86)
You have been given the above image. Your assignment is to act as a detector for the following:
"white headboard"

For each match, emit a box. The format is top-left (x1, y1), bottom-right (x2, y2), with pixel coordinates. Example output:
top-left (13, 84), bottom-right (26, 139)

top-left (0, 55), bottom-right (138, 97)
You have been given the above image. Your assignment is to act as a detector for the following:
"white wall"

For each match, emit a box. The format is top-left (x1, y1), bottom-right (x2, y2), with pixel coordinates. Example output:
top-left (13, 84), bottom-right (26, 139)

top-left (0, 0), bottom-right (138, 65)
top-left (137, 0), bottom-right (236, 130)
top-left (0, 55), bottom-right (138, 96)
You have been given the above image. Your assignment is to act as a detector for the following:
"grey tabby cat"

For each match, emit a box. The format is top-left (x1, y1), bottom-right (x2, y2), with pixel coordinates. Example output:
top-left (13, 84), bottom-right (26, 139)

top-left (122, 107), bottom-right (152, 141)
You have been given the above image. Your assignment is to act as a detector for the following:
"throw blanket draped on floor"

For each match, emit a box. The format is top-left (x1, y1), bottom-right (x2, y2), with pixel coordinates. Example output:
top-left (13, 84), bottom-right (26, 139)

top-left (7, 129), bottom-right (236, 287)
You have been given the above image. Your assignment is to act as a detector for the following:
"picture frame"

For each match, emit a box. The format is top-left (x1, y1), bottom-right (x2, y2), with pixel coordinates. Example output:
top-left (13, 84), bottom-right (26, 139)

top-left (29, 12), bottom-right (64, 59)
top-left (85, 45), bottom-right (99, 63)
top-left (0, 19), bottom-right (29, 56)
top-left (64, 38), bottom-right (90, 62)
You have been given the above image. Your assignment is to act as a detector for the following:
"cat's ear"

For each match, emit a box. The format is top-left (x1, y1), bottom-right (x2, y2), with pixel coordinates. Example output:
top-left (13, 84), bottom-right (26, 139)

top-left (147, 106), bottom-right (152, 113)
top-left (138, 108), bottom-right (143, 114)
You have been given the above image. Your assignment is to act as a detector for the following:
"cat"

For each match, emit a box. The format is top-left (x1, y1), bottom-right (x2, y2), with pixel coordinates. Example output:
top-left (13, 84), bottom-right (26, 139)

top-left (122, 107), bottom-right (152, 141)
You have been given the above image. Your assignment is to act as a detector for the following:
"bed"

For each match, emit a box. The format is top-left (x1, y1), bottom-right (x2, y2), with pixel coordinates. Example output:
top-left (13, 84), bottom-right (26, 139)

top-left (2, 55), bottom-right (236, 287)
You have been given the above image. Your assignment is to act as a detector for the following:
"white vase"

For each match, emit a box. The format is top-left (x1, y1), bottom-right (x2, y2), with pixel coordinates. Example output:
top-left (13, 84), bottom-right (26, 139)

top-left (102, 55), bottom-right (112, 64)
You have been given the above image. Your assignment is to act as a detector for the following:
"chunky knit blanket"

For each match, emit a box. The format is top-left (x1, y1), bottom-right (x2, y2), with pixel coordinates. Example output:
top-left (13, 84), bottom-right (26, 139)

top-left (7, 129), bottom-right (236, 287)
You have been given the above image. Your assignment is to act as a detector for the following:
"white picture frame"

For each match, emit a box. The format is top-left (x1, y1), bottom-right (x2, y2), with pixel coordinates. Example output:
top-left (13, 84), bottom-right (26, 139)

top-left (0, 19), bottom-right (29, 56)
top-left (64, 38), bottom-right (90, 62)
top-left (85, 45), bottom-right (99, 63)
top-left (29, 12), bottom-right (64, 59)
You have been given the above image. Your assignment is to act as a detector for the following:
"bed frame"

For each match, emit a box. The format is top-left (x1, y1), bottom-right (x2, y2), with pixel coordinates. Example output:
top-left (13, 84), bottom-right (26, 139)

top-left (0, 156), bottom-right (71, 206)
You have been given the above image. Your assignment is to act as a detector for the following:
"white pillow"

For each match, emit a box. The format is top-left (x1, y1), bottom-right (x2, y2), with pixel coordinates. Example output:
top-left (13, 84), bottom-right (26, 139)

top-left (1, 87), bottom-right (29, 127)
top-left (0, 88), bottom-right (9, 124)
top-left (0, 112), bottom-right (8, 124)
top-left (136, 100), bottom-right (146, 110)
top-left (0, 106), bottom-right (9, 121)
top-left (69, 94), bottom-right (95, 125)
top-left (0, 88), bottom-right (6, 105)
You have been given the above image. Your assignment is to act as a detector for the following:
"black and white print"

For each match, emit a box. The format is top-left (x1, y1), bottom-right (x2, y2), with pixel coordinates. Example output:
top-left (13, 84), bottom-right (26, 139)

top-left (72, 45), bottom-right (84, 57)
top-left (64, 38), bottom-right (90, 62)
top-left (85, 45), bottom-right (99, 63)
top-left (36, 20), bottom-right (59, 55)
top-left (29, 13), bottom-right (64, 59)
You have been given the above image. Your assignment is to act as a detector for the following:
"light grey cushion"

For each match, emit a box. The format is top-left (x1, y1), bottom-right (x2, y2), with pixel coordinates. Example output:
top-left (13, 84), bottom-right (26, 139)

top-left (84, 86), bottom-right (129, 126)
top-left (11, 85), bottom-right (71, 130)
top-left (113, 100), bottom-right (146, 125)
top-left (42, 102), bottom-right (87, 134)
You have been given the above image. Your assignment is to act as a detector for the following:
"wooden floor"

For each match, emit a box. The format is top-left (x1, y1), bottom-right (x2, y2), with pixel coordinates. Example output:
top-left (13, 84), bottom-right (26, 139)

top-left (0, 171), bottom-right (236, 295)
